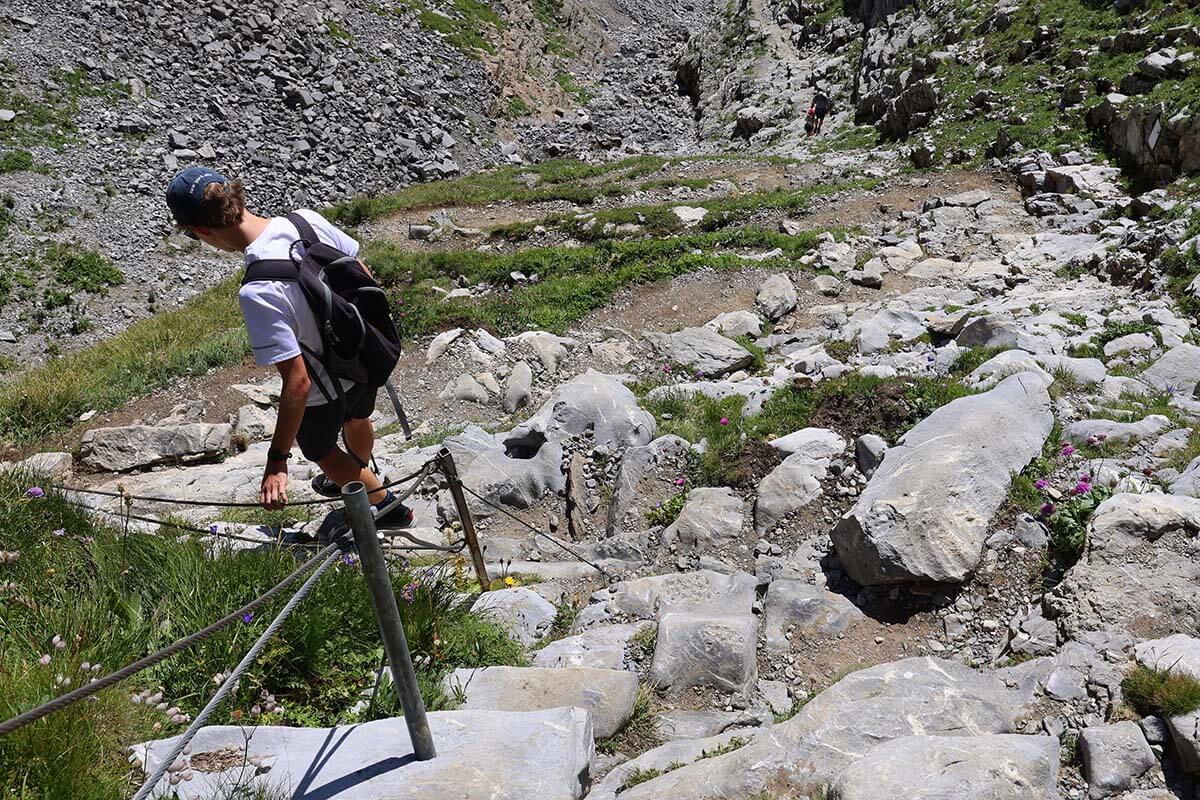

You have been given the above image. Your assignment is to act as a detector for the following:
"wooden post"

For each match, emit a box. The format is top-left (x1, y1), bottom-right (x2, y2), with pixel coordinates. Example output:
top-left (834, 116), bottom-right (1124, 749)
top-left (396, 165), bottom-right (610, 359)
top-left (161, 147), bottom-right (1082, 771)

top-left (436, 448), bottom-right (491, 592)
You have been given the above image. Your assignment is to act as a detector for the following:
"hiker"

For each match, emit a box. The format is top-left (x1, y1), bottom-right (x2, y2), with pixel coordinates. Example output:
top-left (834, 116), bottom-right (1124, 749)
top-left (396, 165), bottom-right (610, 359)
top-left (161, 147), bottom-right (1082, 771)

top-left (165, 166), bottom-right (411, 526)
top-left (810, 88), bottom-right (831, 134)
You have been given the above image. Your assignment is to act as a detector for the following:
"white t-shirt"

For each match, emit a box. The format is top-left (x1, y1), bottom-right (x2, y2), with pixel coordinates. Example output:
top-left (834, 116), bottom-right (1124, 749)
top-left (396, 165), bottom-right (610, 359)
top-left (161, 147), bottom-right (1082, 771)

top-left (239, 209), bottom-right (358, 407)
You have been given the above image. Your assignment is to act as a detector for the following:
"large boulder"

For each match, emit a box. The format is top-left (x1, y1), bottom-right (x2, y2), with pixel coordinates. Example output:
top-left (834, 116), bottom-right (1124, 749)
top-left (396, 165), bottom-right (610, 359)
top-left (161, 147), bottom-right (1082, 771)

top-left (613, 657), bottom-right (1035, 799)
top-left (1134, 634), bottom-right (1200, 679)
top-left (79, 423), bottom-right (232, 472)
top-left (440, 425), bottom-right (565, 517)
top-left (609, 569), bottom-right (757, 618)
top-left (644, 328), bottom-right (755, 377)
top-left (1079, 722), bottom-right (1156, 798)
top-left (504, 370), bottom-right (656, 452)
top-left (764, 579), bottom-right (865, 654)
top-left (470, 587), bottom-right (557, 647)
top-left (1141, 344), bottom-right (1200, 397)
top-left (832, 372), bottom-right (1054, 585)
top-left (830, 734), bottom-right (1061, 800)
top-left (662, 488), bottom-right (746, 553)
top-left (649, 612), bottom-right (759, 695)
top-left (532, 621), bottom-right (655, 670)
top-left (131, 708), bottom-right (593, 800)
top-left (1049, 493), bottom-right (1200, 638)
top-left (443, 666), bottom-right (637, 739)
top-left (756, 274), bottom-right (798, 321)
top-left (754, 455), bottom-right (826, 534)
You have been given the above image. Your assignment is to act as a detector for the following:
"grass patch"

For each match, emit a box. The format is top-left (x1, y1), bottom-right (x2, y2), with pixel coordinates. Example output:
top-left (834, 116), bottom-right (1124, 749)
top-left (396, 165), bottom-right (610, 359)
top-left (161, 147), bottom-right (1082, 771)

top-left (1068, 320), bottom-right (1160, 360)
top-left (555, 71), bottom-right (591, 104)
top-left (0, 150), bottom-right (34, 173)
top-left (401, 0), bottom-right (504, 55)
top-left (628, 626), bottom-right (657, 664)
top-left (326, 19), bottom-right (353, 40)
top-left (949, 345), bottom-right (1005, 377)
top-left (0, 276), bottom-right (246, 444)
top-left (646, 492), bottom-right (687, 528)
top-left (1122, 664), bottom-right (1200, 718)
top-left (32, 242), bottom-right (124, 294)
top-left (0, 477), bottom-right (522, 794)
top-left (597, 684), bottom-right (660, 754)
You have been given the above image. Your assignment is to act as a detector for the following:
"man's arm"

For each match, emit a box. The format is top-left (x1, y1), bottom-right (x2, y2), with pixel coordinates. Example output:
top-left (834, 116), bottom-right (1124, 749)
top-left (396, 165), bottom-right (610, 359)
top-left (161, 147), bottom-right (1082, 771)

top-left (261, 354), bottom-right (311, 509)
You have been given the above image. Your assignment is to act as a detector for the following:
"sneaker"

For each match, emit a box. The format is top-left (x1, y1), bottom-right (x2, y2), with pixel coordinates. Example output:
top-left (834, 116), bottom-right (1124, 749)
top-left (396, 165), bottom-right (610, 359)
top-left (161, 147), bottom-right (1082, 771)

top-left (374, 499), bottom-right (415, 529)
top-left (311, 474), bottom-right (342, 498)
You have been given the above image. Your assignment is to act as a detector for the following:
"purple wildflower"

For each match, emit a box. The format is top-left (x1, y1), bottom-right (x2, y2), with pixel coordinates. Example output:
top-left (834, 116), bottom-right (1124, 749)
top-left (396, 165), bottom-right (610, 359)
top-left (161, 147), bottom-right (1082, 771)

top-left (1078, 473), bottom-right (1092, 484)
top-left (209, 525), bottom-right (219, 534)
top-left (1061, 444), bottom-right (1076, 457)
top-left (1074, 482), bottom-right (1091, 495)
top-left (400, 581), bottom-right (418, 603)
top-left (719, 417), bottom-right (730, 426)
top-left (1034, 479), bottom-right (1048, 490)
top-left (25, 487), bottom-right (44, 498)
top-left (1039, 502), bottom-right (1057, 517)
top-left (342, 554), bottom-right (357, 567)
top-left (241, 612), bottom-right (254, 624)
top-left (674, 477), bottom-right (686, 487)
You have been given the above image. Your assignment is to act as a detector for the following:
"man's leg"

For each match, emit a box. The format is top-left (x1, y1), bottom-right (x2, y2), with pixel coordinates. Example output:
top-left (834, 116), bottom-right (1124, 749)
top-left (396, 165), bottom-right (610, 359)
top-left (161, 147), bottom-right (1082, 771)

top-left (316, 446), bottom-right (386, 504)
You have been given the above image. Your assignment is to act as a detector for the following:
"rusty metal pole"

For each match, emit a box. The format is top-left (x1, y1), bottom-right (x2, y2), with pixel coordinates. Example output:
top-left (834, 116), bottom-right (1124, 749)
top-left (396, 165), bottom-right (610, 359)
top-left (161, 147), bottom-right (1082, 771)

top-left (436, 448), bottom-right (491, 592)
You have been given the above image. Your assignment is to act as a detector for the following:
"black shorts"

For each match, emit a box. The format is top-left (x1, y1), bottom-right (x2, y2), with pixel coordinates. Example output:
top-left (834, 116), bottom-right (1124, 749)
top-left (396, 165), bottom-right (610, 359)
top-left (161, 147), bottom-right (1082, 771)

top-left (296, 384), bottom-right (377, 462)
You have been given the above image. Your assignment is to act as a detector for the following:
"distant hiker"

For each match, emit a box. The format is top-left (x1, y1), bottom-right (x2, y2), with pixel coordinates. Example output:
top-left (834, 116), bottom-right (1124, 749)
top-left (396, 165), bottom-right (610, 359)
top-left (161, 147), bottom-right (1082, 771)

top-left (811, 89), bottom-right (830, 134)
top-left (165, 166), bottom-right (411, 527)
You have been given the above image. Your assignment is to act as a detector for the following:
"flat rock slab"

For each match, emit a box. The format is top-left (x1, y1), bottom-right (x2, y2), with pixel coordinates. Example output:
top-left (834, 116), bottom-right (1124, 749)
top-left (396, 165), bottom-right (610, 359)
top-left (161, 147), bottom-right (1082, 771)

top-left (609, 569), bottom-right (758, 618)
top-left (644, 327), bottom-right (754, 377)
top-left (1141, 343), bottom-right (1200, 396)
top-left (443, 666), bottom-right (637, 739)
top-left (768, 427), bottom-right (846, 459)
top-left (589, 729), bottom-right (757, 800)
top-left (615, 656), bottom-right (1033, 799)
top-left (132, 708), bottom-right (593, 800)
top-left (1063, 415), bottom-right (1171, 446)
top-left (1134, 634), bottom-right (1200, 680)
top-left (764, 579), bottom-right (865, 654)
top-left (830, 734), bottom-right (1061, 800)
top-left (754, 454), bottom-right (826, 534)
top-left (532, 621), bottom-right (655, 669)
top-left (653, 709), bottom-right (769, 741)
top-left (1049, 493), bottom-right (1200, 638)
top-left (832, 372), bottom-right (1053, 585)
top-left (80, 423), bottom-right (232, 472)
top-left (650, 612), bottom-right (758, 695)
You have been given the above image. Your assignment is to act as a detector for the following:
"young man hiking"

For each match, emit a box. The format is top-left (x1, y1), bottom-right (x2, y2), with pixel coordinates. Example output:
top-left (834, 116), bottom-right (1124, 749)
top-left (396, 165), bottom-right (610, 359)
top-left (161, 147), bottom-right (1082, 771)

top-left (811, 88), bottom-right (831, 134)
top-left (165, 166), bottom-right (412, 526)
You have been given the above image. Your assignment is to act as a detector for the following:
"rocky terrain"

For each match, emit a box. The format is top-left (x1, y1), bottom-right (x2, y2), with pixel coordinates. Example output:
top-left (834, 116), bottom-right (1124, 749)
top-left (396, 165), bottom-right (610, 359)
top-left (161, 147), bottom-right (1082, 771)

top-left (7, 0), bottom-right (1200, 798)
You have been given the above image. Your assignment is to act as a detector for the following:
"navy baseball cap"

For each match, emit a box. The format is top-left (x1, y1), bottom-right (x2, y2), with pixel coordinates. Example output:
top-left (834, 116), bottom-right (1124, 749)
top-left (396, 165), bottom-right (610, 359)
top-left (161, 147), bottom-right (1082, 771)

top-left (166, 166), bottom-right (229, 226)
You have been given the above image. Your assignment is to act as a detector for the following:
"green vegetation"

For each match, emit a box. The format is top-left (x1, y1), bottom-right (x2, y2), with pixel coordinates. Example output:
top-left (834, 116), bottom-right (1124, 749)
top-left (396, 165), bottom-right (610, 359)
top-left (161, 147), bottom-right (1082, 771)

top-left (32, 242), bottom-right (125, 294)
top-left (645, 372), bottom-right (972, 487)
top-left (948, 345), bottom-right (1005, 377)
top-left (619, 766), bottom-right (664, 792)
top-left (628, 625), bottom-right (657, 663)
top-left (326, 18), bottom-right (353, 40)
top-left (1068, 320), bottom-right (1160, 359)
top-left (646, 492), bottom-right (687, 528)
top-left (508, 95), bottom-right (533, 117)
top-left (0, 150), bottom-right (34, 173)
top-left (401, 0), bottom-right (504, 56)
top-left (555, 71), bottom-right (591, 105)
top-left (0, 478), bottom-right (522, 796)
top-left (0, 195), bottom-right (14, 241)
top-left (0, 66), bottom-right (126, 148)
top-left (1122, 664), bottom-right (1200, 718)
top-left (597, 684), bottom-right (659, 754)
top-left (0, 276), bottom-right (246, 444)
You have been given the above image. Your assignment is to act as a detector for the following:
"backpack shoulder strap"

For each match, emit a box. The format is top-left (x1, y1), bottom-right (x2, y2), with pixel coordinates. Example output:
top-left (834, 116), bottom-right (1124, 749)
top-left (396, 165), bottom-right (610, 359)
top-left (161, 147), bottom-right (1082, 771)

top-left (242, 259), bottom-right (299, 285)
top-left (286, 211), bottom-right (320, 247)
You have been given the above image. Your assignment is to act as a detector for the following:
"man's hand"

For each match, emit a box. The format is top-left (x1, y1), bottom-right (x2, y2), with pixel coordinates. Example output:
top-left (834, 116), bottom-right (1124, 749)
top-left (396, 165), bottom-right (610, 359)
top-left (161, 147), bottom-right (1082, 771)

top-left (261, 462), bottom-right (289, 509)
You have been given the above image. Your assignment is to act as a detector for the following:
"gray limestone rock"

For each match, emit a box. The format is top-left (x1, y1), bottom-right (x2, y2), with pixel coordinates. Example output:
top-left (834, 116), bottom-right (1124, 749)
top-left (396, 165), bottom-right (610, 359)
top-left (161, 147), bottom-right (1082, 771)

top-left (967, 350), bottom-right (1050, 390)
top-left (614, 657), bottom-right (1034, 799)
top-left (764, 579), bottom-right (865, 654)
top-left (609, 570), bottom-right (758, 618)
top-left (607, 435), bottom-right (690, 533)
top-left (1080, 722), bottom-right (1156, 798)
top-left (131, 708), bottom-right (593, 800)
top-left (706, 310), bottom-right (764, 339)
top-left (426, 328), bottom-right (464, 364)
top-left (855, 434), bottom-right (888, 478)
top-left (754, 455), bottom-right (826, 534)
top-left (232, 404), bottom-right (276, 442)
top-left (452, 373), bottom-right (490, 404)
top-left (649, 612), bottom-right (758, 695)
top-left (1049, 493), bottom-right (1200, 637)
top-left (1141, 344), bottom-right (1200, 397)
top-left (768, 427), bottom-right (846, 459)
top-left (1167, 711), bottom-right (1200, 773)
top-left (1063, 415), bottom-right (1171, 446)
top-left (531, 621), bottom-right (655, 670)
top-left (503, 361), bottom-right (533, 414)
top-left (505, 370), bottom-right (656, 452)
top-left (506, 332), bottom-right (579, 374)
top-left (1134, 634), bottom-right (1200, 680)
top-left (832, 373), bottom-right (1054, 585)
top-left (653, 709), bottom-right (769, 741)
top-left (444, 666), bottom-right (637, 739)
top-left (644, 327), bottom-right (755, 377)
top-left (662, 488), bottom-right (746, 553)
top-left (471, 587), bottom-right (557, 647)
top-left (79, 423), bottom-right (233, 472)
top-left (440, 425), bottom-right (565, 516)
top-left (588, 730), bottom-right (759, 800)
top-left (756, 273), bottom-right (799, 321)
top-left (830, 734), bottom-right (1061, 800)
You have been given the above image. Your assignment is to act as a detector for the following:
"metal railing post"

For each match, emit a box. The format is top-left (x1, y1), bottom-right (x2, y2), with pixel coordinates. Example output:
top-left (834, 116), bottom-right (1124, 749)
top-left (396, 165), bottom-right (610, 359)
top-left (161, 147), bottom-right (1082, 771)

top-left (436, 448), bottom-right (492, 592)
top-left (342, 481), bottom-right (436, 760)
top-left (384, 380), bottom-right (413, 440)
